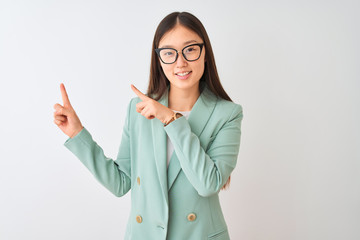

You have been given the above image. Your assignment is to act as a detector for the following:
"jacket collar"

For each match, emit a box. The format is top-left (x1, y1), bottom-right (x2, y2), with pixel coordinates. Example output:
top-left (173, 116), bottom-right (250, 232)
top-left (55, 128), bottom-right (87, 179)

top-left (151, 82), bottom-right (218, 204)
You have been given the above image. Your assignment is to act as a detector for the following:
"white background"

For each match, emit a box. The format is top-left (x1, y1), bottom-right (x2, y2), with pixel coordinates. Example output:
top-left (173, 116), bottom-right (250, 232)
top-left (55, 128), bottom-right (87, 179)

top-left (1, 0), bottom-right (359, 239)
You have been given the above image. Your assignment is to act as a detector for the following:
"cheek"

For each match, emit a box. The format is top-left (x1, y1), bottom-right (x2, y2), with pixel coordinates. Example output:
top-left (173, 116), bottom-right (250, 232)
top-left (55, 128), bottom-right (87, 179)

top-left (196, 53), bottom-right (206, 74)
top-left (194, 61), bottom-right (205, 76)
top-left (161, 64), bottom-right (173, 76)
top-left (160, 64), bottom-right (175, 81)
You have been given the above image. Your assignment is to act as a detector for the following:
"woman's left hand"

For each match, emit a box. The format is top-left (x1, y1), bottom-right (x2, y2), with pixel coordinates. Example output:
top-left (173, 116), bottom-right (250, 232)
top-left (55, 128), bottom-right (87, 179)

top-left (131, 84), bottom-right (174, 124)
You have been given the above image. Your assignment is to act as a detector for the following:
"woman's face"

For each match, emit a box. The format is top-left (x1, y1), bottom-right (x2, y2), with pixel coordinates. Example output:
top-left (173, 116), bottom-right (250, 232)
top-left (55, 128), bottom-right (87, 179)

top-left (158, 24), bottom-right (206, 93)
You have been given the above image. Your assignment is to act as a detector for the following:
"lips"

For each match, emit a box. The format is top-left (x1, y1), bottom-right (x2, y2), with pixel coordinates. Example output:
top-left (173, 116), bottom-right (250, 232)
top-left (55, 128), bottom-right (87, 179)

top-left (175, 71), bottom-right (192, 76)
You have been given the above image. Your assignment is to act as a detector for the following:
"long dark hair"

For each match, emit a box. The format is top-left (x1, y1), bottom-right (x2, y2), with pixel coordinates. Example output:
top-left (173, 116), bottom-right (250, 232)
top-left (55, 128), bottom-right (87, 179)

top-left (146, 12), bottom-right (232, 190)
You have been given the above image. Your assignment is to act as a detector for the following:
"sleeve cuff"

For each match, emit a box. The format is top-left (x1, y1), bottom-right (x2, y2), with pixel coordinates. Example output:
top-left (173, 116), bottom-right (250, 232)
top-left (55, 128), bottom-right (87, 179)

top-left (64, 127), bottom-right (92, 149)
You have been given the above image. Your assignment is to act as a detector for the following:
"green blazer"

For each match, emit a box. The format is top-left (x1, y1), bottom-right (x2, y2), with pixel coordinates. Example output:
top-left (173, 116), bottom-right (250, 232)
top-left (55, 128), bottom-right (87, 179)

top-left (64, 82), bottom-right (243, 240)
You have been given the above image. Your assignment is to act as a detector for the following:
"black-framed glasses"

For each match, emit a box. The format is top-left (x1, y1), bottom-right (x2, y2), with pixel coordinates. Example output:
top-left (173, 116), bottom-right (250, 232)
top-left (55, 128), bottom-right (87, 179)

top-left (155, 43), bottom-right (204, 64)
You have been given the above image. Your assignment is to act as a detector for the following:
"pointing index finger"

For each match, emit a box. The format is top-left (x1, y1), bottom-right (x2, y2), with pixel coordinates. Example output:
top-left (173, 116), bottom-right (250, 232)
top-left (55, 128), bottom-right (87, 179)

top-left (60, 83), bottom-right (71, 106)
top-left (131, 84), bottom-right (149, 101)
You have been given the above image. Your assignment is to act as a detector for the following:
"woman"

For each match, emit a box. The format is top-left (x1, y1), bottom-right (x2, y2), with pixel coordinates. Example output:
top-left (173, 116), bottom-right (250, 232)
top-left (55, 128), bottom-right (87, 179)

top-left (53, 12), bottom-right (243, 240)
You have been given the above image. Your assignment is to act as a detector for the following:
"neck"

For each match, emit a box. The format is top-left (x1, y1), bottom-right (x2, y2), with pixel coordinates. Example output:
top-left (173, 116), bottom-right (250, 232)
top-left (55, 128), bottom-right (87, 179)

top-left (168, 84), bottom-right (200, 111)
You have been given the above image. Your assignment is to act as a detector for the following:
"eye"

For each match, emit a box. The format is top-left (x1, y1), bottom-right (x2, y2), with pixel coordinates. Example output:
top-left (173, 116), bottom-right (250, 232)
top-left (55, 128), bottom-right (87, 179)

top-left (160, 49), bottom-right (176, 57)
top-left (184, 47), bottom-right (198, 54)
top-left (163, 51), bottom-right (174, 56)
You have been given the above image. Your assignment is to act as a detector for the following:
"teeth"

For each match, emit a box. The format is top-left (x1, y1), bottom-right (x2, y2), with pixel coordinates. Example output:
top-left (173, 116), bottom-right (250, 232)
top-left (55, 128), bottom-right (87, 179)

top-left (177, 71), bottom-right (190, 76)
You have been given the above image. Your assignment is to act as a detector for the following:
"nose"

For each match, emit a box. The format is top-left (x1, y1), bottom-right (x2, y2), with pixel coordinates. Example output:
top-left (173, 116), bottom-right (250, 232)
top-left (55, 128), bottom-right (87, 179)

top-left (175, 52), bottom-right (187, 68)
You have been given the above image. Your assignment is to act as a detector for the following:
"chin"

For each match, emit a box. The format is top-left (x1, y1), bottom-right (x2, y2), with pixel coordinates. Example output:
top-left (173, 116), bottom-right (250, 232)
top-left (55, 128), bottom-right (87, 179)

top-left (169, 81), bottom-right (200, 91)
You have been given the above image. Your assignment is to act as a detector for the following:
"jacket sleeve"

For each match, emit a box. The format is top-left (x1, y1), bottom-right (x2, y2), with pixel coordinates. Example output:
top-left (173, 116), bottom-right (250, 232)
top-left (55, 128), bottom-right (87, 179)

top-left (164, 104), bottom-right (243, 197)
top-left (63, 100), bottom-right (133, 197)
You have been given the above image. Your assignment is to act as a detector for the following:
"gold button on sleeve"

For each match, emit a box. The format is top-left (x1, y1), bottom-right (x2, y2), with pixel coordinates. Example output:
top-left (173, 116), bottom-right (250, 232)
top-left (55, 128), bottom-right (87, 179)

top-left (187, 213), bottom-right (196, 222)
top-left (137, 177), bottom-right (140, 185)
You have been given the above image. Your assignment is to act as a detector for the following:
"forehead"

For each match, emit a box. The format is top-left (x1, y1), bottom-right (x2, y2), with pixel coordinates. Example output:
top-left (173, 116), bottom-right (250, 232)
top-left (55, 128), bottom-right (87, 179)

top-left (159, 24), bottom-right (202, 48)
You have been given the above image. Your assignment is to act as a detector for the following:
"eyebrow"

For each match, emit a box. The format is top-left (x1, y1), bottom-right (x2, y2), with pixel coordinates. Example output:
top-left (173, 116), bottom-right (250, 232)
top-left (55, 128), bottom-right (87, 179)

top-left (160, 40), bottom-right (198, 48)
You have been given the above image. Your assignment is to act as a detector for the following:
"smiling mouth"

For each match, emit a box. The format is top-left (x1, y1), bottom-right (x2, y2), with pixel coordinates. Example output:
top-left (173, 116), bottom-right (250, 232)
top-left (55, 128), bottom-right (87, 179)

top-left (175, 71), bottom-right (192, 76)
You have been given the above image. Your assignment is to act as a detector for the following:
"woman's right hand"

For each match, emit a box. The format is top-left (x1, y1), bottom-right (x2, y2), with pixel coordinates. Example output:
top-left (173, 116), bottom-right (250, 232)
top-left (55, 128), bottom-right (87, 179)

top-left (53, 83), bottom-right (84, 138)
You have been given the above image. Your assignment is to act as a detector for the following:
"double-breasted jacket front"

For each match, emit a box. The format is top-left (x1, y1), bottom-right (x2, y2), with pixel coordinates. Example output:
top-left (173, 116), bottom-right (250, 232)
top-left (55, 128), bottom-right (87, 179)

top-left (64, 82), bottom-right (243, 239)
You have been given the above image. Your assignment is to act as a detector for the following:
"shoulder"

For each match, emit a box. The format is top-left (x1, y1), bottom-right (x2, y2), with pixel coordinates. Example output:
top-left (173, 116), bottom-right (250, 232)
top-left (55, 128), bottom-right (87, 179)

top-left (130, 96), bottom-right (142, 104)
top-left (216, 98), bottom-right (243, 113)
top-left (126, 96), bottom-right (142, 110)
top-left (123, 97), bottom-right (142, 122)
top-left (201, 83), bottom-right (243, 120)
top-left (214, 98), bottom-right (243, 122)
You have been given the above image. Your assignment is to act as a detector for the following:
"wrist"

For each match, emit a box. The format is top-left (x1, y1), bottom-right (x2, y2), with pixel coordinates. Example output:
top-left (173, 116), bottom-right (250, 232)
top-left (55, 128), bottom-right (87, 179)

top-left (159, 109), bottom-right (174, 124)
top-left (70, 126), bottom-right (84, 138)
top-left (163, 111), bottom-right (175, 124)
top-left (164, 112), bottom-right (183, 126)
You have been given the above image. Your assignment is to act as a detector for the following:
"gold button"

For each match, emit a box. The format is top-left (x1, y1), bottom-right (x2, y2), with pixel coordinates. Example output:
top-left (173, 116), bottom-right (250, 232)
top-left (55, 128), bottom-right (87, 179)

top-left (187, 213), bottom-right (196, 222)
top-left (136, 215), bottom-right (142, 223)
top-left (137, 177), bottom-right (140, 185)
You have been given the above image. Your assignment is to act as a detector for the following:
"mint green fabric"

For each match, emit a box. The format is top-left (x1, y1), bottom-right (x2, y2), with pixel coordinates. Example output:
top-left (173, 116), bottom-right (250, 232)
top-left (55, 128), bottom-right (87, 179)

top-left (64, 83), bottom-right (243, 240)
